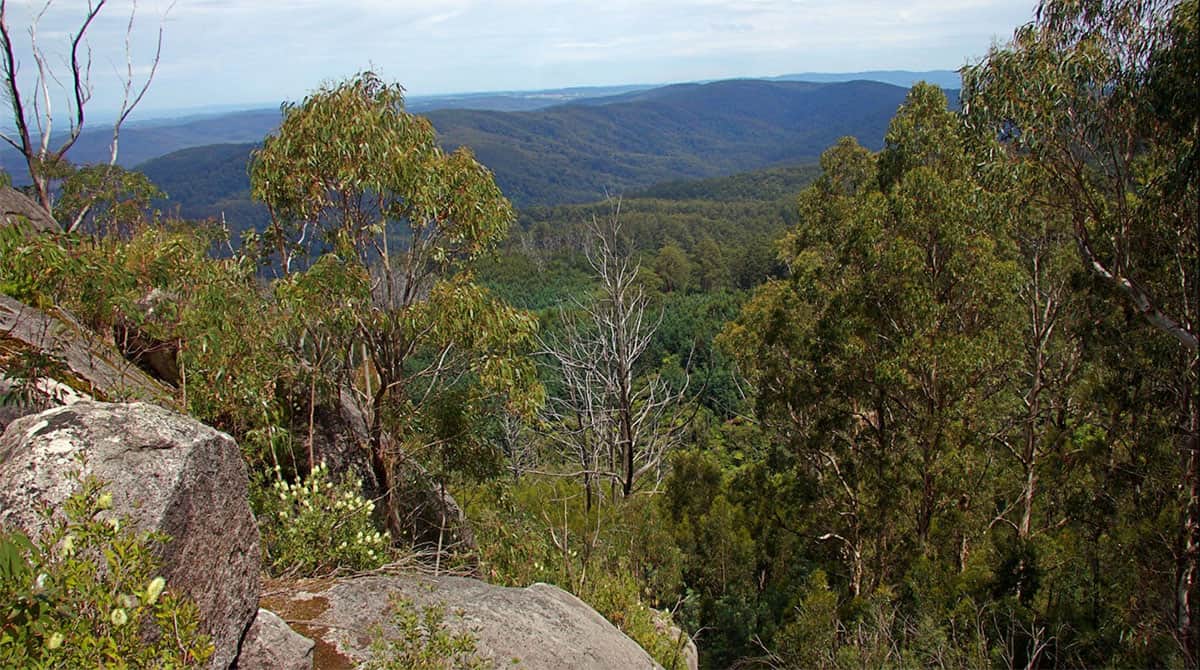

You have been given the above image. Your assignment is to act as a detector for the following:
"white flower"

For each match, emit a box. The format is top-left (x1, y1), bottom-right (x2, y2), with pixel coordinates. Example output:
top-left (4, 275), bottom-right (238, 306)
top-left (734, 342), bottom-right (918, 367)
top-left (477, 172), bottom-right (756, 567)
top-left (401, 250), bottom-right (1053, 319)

top-left (146, 577), bottom-right (166, 605)
top-left (110, 608), bottom-right (128, 626)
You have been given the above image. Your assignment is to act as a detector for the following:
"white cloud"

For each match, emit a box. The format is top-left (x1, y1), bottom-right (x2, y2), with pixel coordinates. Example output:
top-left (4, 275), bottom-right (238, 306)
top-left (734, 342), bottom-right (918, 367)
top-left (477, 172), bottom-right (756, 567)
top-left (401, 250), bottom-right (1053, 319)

top-left (1, 0), bottom-right (1036, 116)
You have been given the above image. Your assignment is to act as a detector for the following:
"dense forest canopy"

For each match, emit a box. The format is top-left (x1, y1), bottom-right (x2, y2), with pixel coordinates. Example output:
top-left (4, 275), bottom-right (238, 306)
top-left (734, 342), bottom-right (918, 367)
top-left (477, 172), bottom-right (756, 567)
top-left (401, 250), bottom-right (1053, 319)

top-left (0, 0), bottom-right (1197, 668)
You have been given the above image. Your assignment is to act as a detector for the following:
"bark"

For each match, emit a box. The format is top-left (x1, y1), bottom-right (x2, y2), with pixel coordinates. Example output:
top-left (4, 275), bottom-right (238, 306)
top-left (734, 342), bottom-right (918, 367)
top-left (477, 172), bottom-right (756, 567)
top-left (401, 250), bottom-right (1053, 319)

top-left (1178, 361), bottom-right (1199, 663)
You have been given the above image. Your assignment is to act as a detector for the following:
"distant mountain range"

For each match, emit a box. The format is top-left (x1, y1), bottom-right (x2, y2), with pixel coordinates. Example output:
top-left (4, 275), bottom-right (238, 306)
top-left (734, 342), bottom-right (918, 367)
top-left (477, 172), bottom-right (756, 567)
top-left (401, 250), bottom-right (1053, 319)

top-left (405, 84), bottom-right (659, 113)
top-left (403, 70), bottom-right (960, 112)
top-left (0, 70), bottom-right (957, 183)
top-left (0, 108), bottom-right (281, 181)
top-left (139, 77), bottom-right (946, 228)
top-left (427, 79), bottom-right (936, 205)
top-left (767, 70), bottom-right (961, 90)
top-left (1, 72), bottom-right (958, 228)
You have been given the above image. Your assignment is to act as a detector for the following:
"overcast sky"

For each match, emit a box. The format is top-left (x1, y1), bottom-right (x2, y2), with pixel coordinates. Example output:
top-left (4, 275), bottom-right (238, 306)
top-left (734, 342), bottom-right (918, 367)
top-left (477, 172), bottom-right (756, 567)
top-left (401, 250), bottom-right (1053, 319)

top-left (3, 0), bottom-right (1036, 118)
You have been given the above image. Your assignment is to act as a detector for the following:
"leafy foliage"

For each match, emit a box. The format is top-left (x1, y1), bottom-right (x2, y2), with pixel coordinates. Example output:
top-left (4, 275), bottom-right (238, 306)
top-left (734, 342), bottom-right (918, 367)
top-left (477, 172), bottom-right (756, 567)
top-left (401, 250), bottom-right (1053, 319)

top-left (54, 164), bottom-right (164, 239)
top-left (363, 596), bottom-right (486, 670)
top-left (3, 5), bottom-right (1196, 666)
top-left (459, 477), bottom-right (691, 669)
top-left (252, 462), bottom-right (396, 577)
top-left (0, 477), bottom-right (211, 668)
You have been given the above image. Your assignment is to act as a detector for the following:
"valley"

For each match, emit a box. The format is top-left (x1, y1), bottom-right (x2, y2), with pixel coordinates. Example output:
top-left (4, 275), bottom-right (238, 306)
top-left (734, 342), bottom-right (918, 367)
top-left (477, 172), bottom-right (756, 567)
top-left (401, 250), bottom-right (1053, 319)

top-left (1, 2), bottom-right (1197, 665)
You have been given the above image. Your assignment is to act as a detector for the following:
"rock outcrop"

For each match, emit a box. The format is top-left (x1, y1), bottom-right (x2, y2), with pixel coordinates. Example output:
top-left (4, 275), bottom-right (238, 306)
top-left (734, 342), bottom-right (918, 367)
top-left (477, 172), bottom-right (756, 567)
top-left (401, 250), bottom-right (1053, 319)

top-left (287, 386), bottom-right (376, 496)
top-left (113, 287), bottom-right (182, 387)
top-left (0, 401), bottom-right (260, 670)
top-left (237, 609), bottom-right (315, 670)
top-left (261, 574), bottom-right (662, 669)
top-left (0, 185), bottom-right (59, 233)
top-left (0, 294), bottom-right (174, 430)
top-left (389, 441), bottom-right (476, 553)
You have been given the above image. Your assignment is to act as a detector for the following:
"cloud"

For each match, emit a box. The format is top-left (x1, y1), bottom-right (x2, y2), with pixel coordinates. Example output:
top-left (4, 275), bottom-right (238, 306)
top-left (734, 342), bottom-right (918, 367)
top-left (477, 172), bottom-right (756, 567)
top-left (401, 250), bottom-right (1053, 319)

top-left (0, 0), bottom-right (1035, 115)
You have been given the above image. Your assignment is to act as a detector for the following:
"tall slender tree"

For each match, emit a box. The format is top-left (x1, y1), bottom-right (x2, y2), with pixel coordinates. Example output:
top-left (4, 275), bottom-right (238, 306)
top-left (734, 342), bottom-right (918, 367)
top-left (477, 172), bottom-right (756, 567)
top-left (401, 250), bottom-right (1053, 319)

top-left (963, 0), bottom-right (1199, 654)
top-left (251, 73), bottom-right (543, 540)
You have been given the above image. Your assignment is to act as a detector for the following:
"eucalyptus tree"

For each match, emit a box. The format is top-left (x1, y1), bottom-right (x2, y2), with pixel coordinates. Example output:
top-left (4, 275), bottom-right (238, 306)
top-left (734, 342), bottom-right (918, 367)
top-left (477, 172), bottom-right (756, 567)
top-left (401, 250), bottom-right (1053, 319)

top-left (963, 0), bottom-right (1199, 653)
top-left (250, 73), bottom-right (542, 539)
top-left (724, 85), bottom-right (1022, 596)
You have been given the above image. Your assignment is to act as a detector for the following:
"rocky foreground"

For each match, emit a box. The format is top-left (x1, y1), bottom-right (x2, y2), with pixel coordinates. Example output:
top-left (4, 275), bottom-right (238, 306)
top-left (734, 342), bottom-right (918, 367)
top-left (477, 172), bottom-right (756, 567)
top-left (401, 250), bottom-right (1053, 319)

top-left (0, 400), bottom-right (678, 669)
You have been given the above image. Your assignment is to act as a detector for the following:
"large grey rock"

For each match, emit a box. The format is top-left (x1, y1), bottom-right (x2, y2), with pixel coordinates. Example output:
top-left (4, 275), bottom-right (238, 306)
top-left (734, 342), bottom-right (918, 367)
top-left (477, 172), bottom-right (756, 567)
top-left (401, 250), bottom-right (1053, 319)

top-left (0, 401), bottom-right (261, 670)
top-left (651, 608), bottom-right (698, 670)
top-left (0, 294), bottom-right (174, 431)
top-left (0, 185), bottom-right (59, 233)
top-left (237, 609), bottom-right (314, 670)
top-left (261, 574), bottom-right (662, 669)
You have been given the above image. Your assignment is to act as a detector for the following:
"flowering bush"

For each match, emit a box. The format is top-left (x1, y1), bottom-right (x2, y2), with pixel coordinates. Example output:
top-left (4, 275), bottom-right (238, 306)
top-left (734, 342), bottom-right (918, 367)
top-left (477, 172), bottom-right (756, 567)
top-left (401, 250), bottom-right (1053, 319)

top-left (253, 462), bottom-right (395, 576)
top-left (0, 477), bottom-right (212, 668)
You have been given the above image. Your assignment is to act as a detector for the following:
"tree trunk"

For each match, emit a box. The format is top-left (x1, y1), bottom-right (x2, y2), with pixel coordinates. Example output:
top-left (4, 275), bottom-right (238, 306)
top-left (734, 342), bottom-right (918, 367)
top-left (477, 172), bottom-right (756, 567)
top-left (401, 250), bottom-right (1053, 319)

top-left (366, 385), bottom-right (404, 541)
top-left (1177, 363), bottom-right (1199, 663)
top-left (621, 405), bottom-right (634, 497)
top-left (1019, 464), bottom-right (1037, 540)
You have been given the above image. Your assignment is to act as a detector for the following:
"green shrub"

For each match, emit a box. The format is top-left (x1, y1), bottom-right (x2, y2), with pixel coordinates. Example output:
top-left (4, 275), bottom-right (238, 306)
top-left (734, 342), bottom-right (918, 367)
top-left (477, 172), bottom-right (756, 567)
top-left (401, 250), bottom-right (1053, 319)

top-left (460, 477), bottom-right (689, 668)
top-left (363, 595), bottom-right (486, 670)
top-left (579, 570), bottom-right (693, 669)
top-left (0, 477), bottom-right (212, 668)
top-left (253, 462), bottom-right (396, 576)
top-left (0, 224), bottom-right (293, 452)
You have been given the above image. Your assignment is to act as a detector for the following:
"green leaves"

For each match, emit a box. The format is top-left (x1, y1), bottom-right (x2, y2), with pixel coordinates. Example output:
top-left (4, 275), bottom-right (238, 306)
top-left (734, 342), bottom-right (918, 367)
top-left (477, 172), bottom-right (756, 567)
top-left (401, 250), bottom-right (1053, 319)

top-left (253, 462), bottom-right (396, 576)
top-left (0, 478), bottom-right (211, 668)
top-left (250, 72), bottom-right (513, 277)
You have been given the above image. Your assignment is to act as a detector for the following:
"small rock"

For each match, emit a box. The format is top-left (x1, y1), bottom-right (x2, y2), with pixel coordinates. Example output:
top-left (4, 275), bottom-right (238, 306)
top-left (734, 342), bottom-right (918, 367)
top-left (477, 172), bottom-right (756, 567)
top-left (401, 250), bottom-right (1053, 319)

top-left (236, 609), bottom-right (314, 670)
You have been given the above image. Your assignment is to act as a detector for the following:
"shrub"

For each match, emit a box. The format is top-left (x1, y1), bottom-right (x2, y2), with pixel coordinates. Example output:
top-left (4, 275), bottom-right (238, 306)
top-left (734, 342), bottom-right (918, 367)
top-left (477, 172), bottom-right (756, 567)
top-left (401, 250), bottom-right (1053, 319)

top-left (580, 570), bottom-right (693, 669)
top-left (363, 595), bottom-right (486, 670)
top-left (460, 477), bottom-right (689, 668)
top-left (253, 462), bottom-right (396, 576)
top-left (0, 477), bottom-right (212, 668)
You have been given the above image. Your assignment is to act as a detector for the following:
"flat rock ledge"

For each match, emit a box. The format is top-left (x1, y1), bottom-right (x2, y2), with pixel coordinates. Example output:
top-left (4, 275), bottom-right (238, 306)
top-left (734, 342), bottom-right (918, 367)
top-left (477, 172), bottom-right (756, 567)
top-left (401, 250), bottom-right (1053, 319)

top-left (261, 574), bottom-right (662, 669)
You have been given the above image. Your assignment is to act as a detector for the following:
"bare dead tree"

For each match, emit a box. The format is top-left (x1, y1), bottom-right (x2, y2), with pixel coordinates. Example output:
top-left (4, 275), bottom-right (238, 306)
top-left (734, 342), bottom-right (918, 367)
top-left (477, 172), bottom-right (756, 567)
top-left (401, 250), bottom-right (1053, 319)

top-left (497, 408), bottom-right (539, 480)
top-left (541, 201), bottom-right (688, 507)
top-left (0, 0), bottom-right (166, 226)
top-left (541, 294), bottom-right (618, 511)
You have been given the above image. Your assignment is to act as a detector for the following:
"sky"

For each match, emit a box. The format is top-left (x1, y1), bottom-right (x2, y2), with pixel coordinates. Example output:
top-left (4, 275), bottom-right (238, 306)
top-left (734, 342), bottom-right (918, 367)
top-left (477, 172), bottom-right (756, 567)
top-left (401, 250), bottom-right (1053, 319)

top-left (3, 0), bottom-right (1037, 119)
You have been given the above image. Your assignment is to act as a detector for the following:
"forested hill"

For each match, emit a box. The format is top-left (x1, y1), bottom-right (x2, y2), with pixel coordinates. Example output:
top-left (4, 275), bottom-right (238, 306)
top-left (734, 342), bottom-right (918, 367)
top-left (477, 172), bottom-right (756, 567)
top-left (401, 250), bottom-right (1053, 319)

top-left (429, 79), bottom-right (928, 205)
top-left (0, 108), bottom-right (282, 179)
top-left (138, 78), bottom-right (940, 225)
